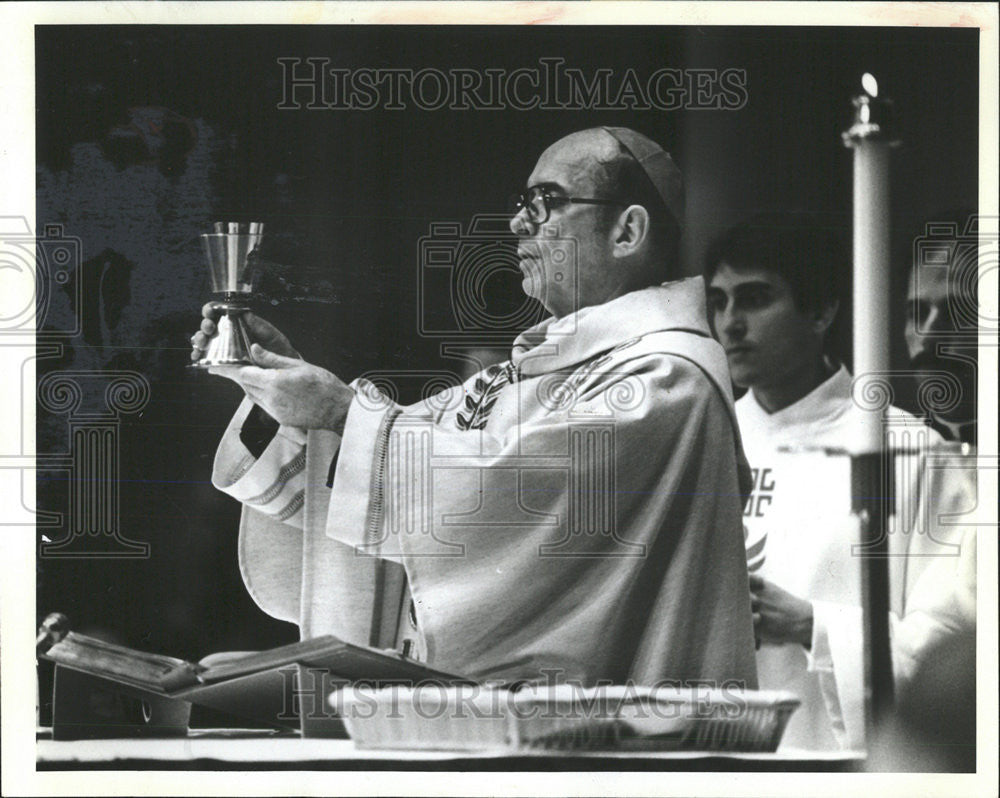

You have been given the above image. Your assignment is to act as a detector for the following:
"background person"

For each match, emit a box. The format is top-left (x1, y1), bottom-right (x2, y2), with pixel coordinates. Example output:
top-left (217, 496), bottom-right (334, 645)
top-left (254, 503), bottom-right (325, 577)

top-left (705, 211), bottom-right (976, 752)
top-left (903, 209), bottom-right (979, 446)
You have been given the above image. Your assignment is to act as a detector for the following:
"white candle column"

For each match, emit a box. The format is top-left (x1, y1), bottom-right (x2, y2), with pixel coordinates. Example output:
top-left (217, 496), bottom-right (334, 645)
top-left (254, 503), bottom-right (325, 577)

top-left (851, 143), bottom-right (892, 450)
top-left (843, 73), bottom-right (899, 450)
top-left (842, 73), bottom-right (900, 751)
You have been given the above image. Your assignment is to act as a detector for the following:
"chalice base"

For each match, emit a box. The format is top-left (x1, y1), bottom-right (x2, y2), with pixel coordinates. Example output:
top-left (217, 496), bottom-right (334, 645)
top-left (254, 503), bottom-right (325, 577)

top-left (192, 307), bottom-right (255, 368)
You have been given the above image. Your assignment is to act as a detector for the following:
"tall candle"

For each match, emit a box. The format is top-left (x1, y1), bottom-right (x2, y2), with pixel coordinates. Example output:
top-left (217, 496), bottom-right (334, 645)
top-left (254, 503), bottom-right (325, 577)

top-left (843, 74), bottom-right (898, 453)
top-left (842, 73), bottom-right (900, 743)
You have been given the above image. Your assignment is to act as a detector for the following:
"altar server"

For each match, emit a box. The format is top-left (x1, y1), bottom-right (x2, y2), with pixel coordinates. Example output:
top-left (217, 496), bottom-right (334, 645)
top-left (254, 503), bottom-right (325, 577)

top-left (706, 212), bottom-right (976, 751)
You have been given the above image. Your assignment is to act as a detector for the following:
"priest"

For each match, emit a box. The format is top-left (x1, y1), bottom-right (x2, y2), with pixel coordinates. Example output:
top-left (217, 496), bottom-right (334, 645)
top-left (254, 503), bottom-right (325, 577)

top-left (194, 128), bottom-right (758, 688)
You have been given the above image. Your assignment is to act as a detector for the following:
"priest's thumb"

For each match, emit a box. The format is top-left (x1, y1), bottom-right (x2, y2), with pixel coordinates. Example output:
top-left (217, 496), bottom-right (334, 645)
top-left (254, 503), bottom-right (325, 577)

top-left (251, 343), bottom-right (299, 369)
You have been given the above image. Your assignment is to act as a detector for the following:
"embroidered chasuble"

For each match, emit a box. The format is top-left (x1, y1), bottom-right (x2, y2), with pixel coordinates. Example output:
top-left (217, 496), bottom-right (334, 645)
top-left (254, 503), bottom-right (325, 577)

top-left (213, 277), bottom-right (758, 687)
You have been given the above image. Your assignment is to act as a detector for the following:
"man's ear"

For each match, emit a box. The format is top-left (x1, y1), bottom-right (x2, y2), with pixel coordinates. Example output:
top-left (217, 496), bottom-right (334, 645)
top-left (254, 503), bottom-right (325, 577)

top-left (812, 298), bottom-right (839, 334)
top-left (612, 204), bottom-right (650, 257)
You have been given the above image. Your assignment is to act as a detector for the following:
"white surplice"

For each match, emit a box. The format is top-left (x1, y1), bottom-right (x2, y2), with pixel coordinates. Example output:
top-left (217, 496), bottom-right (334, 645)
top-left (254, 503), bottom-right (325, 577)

top-left (737, 366), bottom-right (977, 751)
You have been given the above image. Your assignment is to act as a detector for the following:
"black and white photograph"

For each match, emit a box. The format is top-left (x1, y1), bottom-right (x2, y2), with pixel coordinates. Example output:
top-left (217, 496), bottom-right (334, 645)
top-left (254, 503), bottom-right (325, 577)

top-left (2, 3), bottom-right (996, 795)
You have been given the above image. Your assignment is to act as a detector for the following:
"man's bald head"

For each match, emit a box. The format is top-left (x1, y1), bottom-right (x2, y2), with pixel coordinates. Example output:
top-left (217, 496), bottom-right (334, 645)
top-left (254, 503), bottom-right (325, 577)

top-left (537, 128), bottom-right (682, 276)
top-left (511, 128), bottom-right (683, 317)
top-left (534, 129), bottom-right (625, 193)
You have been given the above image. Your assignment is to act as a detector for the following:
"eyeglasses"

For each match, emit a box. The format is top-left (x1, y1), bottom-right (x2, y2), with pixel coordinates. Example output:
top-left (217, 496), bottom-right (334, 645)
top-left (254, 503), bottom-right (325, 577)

top-left (509, 185), bottom-right (628, 225)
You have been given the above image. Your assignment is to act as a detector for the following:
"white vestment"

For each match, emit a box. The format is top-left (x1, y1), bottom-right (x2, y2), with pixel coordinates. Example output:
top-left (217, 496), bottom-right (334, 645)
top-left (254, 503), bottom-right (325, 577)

top-left (214, 277), bottom-right (759, 687)
top-left (737, 366), bottom-right (977, 751)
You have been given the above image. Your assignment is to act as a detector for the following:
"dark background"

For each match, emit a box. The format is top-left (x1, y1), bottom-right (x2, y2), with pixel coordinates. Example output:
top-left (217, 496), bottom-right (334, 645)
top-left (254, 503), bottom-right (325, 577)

top-left (35, 25), bottom-right (977, 659)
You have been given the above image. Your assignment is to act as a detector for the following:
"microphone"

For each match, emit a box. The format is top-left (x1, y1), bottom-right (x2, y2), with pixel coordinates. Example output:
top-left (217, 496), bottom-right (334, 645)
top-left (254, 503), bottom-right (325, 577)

top-left (36, 612), bottom-right (70, 652)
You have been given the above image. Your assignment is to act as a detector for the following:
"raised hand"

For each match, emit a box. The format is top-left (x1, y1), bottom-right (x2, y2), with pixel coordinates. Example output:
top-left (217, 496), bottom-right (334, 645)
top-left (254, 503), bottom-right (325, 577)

top-left (209, 344), bottom-right (355, 434)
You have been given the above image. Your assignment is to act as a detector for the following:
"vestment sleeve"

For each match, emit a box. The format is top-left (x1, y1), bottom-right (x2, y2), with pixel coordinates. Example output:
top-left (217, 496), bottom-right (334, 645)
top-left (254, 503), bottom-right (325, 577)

top-left (805, 456), bottom-right (977, 751)
top-left (212, 396), bottom-right (321, 529)
top-left (317, 380), bottom-right (401, 554)
top-left (891, 527), bottom-right (976, 681)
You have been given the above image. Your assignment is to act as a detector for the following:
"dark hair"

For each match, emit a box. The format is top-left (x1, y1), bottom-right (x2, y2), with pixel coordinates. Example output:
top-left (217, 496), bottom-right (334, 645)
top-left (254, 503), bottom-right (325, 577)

top-left (704, 211), bottom-right (849, 361)
top-left (594, 142), bottom-right (681, 278)
top-left (704, 211), bottom-right (847, 317)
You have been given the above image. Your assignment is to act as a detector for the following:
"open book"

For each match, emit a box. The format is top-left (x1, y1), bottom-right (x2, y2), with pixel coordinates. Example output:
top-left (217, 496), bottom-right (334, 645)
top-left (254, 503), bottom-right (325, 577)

top-left (44, 632), bottom-right (463, 695)
top-left (43, 632), bottom-right (466, 733)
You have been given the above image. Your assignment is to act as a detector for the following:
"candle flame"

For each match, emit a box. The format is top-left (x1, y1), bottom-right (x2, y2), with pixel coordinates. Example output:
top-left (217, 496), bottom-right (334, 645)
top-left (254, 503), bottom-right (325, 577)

top-left (862, 73), bottom-right (879, 98)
